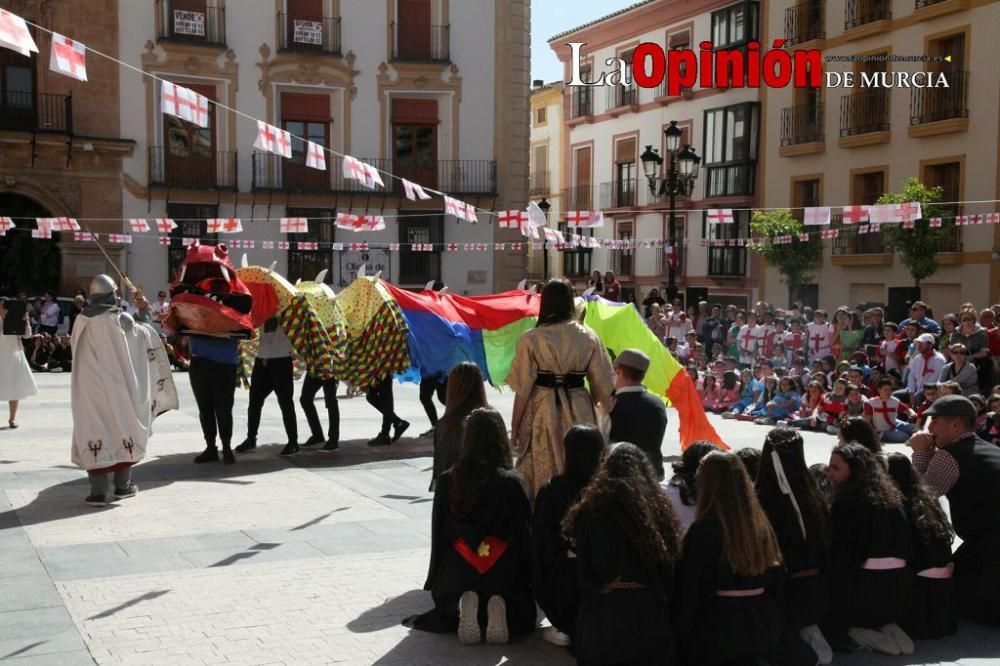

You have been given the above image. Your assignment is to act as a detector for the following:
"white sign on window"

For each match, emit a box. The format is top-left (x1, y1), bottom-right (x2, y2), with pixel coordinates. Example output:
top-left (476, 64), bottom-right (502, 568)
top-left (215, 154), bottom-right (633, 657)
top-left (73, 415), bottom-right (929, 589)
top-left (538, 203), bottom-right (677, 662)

top-left (174, 10), bottom-right (206, 36)
top-left (293, 20), bottom-right (323, 45)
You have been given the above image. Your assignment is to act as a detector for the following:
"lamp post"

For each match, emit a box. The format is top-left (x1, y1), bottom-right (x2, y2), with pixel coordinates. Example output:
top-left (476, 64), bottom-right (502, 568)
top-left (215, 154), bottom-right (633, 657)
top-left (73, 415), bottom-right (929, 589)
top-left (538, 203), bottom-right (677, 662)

top-left (640, 120), bottom-right (700, 304)
top-left (538, 197), bottom-right (551, 281)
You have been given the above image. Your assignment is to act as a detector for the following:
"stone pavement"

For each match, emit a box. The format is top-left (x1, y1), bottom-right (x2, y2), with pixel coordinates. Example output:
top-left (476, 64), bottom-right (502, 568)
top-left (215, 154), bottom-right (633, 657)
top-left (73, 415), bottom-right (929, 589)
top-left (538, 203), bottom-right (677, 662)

top-left (2, 373), bottom-right (999, 665)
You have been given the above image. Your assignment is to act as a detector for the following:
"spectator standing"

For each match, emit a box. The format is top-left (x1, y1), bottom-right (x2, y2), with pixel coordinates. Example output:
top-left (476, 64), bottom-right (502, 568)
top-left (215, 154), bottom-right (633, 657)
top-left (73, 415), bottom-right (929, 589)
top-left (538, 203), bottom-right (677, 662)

top-left (151, 291), bottom-right (170, 335)
top-left (38, 291), bottom-right (60, 336)
top-left (608, 349), bottom-right (669, 480)
top-left (641, 287), bottom-right (665, 319)
top-left (602, 271), bottom-right (621, 302)
top-left (68, 294), bottom-right (85, 335)
top-left (0, 298), bottom-right (38, 428)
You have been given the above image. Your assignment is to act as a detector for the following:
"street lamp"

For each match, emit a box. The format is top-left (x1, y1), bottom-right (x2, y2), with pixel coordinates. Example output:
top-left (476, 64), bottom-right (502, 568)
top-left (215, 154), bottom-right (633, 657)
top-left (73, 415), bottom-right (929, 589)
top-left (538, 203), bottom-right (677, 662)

top-left (537, 197), bottom-right (551, 280)
top-left (640, 120), bottom-right (700, 303)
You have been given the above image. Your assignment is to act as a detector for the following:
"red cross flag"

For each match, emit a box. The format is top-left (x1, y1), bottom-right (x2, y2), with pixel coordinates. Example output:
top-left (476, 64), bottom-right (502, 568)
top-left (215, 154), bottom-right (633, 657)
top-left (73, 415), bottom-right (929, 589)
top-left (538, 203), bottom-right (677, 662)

top-left (297, 241), bottom-right (318, 251)
top-left (389, 243), bottom-right (400, 252)
top-left (706, 209), bottom-right (734, 224)
top-left (565, 210), bottom-right (604, 228)
top-left (278, 241), bottom-right (290, 250)
top-left (254, 121), bottom-right (292, 159)
top-left (902, 220), bottom-right (915, 230)
top-left (108, 234), bottom-right (132, 244)
top-left (803, 206), bottom-right (831, 226)
top-left (841, 205), bottom-right (869, 224)
top-left (280, 217), bottom-right (309, 234)
top-left (349, 242), bottom-right (369, 251)
top-left (820, 229), bottom-right (839, 240)
top-left (868, 204), bottom-right (898, 224)
top-left (444, 195), bottom-right (477, 222)
top-left (49, 33), bottom-right (87, 81)
top-left (928, 217), bottom-right (942, 228)
top-left (542, 227), bottom-right (564, 243)
top-left (73, 232), bottom-right (94, 242)
top-left (986, 213), bottom-right (1000, 225)
top-left (207, 218), bottom-right (243, 234)
top-left (161, 81), bottom-right (209, 128)
top-left (955, 215), bottom-right (968, 226)
top-left (898, 202), bottom-right (922, 222)
top-left (42, 217), bottom-right (80, 231)
top-left (497, 210), bottom-right (528, 229)
top-left (0, 216), bottom-right (14, 235)
top-left (335, 213), bottom-right (385, 232)
top-left (129, 219), bottom-right (150, 233)
top-left (520, 221), bottom-right (539, 239)
top-left (342, 155), bottom-right (383, 189)
top-left (402, 178), bottom-right (432, 201)
top-left (0, 9), bottom-right (38, 57)
top-left (305, 141), bottom-right (326, 171)
top-left (241, 240), bottom-right (256, 249)
top-left (798, 233), bottom-right (810, 242)
top-left (969, 214), bottom-right (984, 225)
top-left (158, 236), bottom-right (170, 246)
top-left (665, 244), bottom-right (678, 270)
top-left (262, 240), bottom-right (275, 249)
top-left (445, 243), bottom-right (458, 252)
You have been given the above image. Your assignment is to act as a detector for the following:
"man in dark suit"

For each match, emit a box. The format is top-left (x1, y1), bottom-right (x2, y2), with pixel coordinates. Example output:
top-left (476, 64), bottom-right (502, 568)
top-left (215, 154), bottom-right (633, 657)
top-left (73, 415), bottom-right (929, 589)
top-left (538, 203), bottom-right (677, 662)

top-left (609, 348), bottom-right (669, 479)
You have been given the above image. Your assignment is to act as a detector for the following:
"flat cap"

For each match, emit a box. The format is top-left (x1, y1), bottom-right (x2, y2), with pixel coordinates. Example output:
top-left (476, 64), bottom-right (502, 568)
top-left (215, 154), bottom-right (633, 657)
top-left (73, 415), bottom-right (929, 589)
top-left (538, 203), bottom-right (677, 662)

top-left (614, 348), bottom-right (650, 373)
top-left (923, 394), bottom-right (977, 421)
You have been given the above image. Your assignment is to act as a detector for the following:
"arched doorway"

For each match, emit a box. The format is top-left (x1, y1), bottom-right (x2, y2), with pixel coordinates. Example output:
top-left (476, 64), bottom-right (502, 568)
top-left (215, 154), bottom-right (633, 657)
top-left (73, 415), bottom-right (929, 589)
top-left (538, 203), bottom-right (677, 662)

top-left (0, 192), bottom-right (61, 295)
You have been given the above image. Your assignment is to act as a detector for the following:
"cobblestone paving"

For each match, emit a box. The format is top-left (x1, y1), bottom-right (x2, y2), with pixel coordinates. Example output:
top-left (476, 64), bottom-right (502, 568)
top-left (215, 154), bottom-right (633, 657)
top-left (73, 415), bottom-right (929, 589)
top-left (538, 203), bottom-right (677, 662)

top-left (1, 374), bottom-right (998, 664)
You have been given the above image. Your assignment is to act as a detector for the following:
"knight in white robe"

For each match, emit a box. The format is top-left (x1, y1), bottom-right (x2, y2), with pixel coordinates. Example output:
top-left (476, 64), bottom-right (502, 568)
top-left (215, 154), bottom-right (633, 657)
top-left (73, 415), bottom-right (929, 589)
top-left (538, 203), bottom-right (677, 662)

top-left (71, 275), bottom-right (178, 506)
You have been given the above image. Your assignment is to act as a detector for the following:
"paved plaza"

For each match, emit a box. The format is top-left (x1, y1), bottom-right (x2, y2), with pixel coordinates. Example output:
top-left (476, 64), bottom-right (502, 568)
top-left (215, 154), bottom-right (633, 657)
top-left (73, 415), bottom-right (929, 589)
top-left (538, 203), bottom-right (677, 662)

top-left (2, 373), bottom-right (1000, 665)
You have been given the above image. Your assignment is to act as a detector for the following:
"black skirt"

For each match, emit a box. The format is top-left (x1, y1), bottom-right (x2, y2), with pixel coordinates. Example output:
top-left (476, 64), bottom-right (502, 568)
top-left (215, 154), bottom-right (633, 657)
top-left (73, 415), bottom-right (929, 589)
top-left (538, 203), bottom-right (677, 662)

top-left (827, 567), bottom-right (911, 632)
top-left (575, 587), bottom-right (674, 666)
top-left (903, 573), bottom-right (957, 639)
top-left (785, 571), bottom-right (829, 628)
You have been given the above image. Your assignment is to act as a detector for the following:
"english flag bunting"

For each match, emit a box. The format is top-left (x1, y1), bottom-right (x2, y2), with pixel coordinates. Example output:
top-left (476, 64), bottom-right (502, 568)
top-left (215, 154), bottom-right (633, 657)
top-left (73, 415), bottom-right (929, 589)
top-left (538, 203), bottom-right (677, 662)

top-left (254, 121), bottom-right (292, 159)
top-left (155, 218), bottom-right (177, 233)
top-left (841, 205), bottom-right (869, 224)
top-left (280, 217), bottom-right (309, 234)
top-left (342, 156), bottom-right (384, 189)
top-left (706, 209), bottom-right (734, 224)
top-left (402, 178), bottom-right (432, 201)
top-left (49, 33), bottom-right (87, 81)
top-left (565, 211), bottom-right (604, 228)
top-left (444, 196), bottom-right (477, 222)
top-left (498, 210), bottom-right (528, 229)
top-left (305, 141), bottom-right (326, 170)
top-left (0, 9), bottom-right (38, 57)
top-left (527, 201), bottom-right (548, 228)
top-left (161, 81), bottom-right (209, 128)
top-left (335, 213), bottom-right (386, 232)
top-left (207, 218), bottom-right (243, 234)
top-left (929, 217), bottom-right (942, 228)
top-left (898, 202), bottom-right (922, 222)
top-left (107, 234), bottom-right (132, 244)
top-left (41, 217), bottom-right (79, 231)
top-left (297, 242), bottom-right (318, 251)
top-left (665, 244), bottom-right (678, 270)
top-left (129, 219), bottom-right (150, 233)
top-left (158, 236), bottom-right (170, 246)
top-left (0, 216), bottom-right (14, 235)
top-left (868, 204), bottom-right (899, 224)
top-left (262, 241), bottom-right (275, 249)
top-left (32, 220), bottom-right (52, 239)
top-left (803, 207), bottom-right (831, 226)
top-left (73, 232), bottom-right (94, 242)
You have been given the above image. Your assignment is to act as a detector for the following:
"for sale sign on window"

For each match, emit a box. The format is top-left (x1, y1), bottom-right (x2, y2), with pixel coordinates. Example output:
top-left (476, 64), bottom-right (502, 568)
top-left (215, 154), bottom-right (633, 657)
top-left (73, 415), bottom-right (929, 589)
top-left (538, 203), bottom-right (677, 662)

top-left (293, 19), bottom-right (322, 45)
top-left (173, 10), bottom-right (205, 36)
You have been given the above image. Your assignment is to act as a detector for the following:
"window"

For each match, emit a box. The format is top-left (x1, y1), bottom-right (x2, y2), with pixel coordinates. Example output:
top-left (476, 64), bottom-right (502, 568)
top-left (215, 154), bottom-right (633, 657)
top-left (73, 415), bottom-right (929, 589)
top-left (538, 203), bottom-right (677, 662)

top-left (614, 137), bottom-right (637, 208)
top-left (159, 0), bottom-right (226, 46)
top-left (922, 161), bottom-right (960, 217)
top-left (535, 106), bottom-right (546, 125)
top-left (166, 203), bottom-right (218, 282)
top-left (791, 178), bottom-right (821, 223)
top-left (703, 210), bottom-right (749, 277)
top-left (558, 223), bottom-right (593, 277)
top-left (711, 2), bottom-right (759, 48)
top-left (280, 92), bottom-right (329, 191)
top-left (285, 207), bottom-right (335, 283)
top-left (837, 168), bottom-right (887, 253)
top-left (616, 221), bottom-right (634, 276)
top-left (399, 214), bottom-right (443, 285)
top-left (0, 47), bottom-right (34, 130)
top-left (571, 145), bottom-right (593, 210)
top-left (703, 102), bottom-right (759, 197)
top-left (392, 99), bottom-right (438, 188)
top-left (162, 82), bottom-right (217, 188)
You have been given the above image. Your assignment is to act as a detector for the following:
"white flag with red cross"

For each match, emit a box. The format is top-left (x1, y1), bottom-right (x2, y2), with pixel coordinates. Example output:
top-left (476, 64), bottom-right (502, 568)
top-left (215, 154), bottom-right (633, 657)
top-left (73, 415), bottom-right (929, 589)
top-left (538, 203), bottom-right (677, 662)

top-left (498, 210), bottom-right (528, 229)
top-left (155, 218), bottom-right (177, 233)
top-left (542, 227), bottom-right (564, 244)
top-left (0, 217), bottom-right (14, 235)
top-left (928, 217), bottom-right (942, 228)
top-left (297, 242), bottom-right (318, 251)
top-left (280, 217), bottom-right (309, 234)
top-left (803, 207), bottom-right (830, 226)
top-left (349, 242), bottom-right (369, 251)
top-left (0, 9), bottom-right (38, 57)
top-left (73, 232), bottom-right (94, 242)
top-left (161, 81), bottom-right (209, 128)
top-left (129, 219), bottom-right (150, 233)
top-left (278, 241), bottom-right (290, 250)
top-left (262, 240), bottom-right (275, 249)
top-left (389, 243), bottom-right (400, 252)
top-left (49, 33), bottom-right (87, 81)
top-left (254, 121), bottom-right (292, 159)
top-left (241, 240), bottom-right (256, 249)
top-left (108, 234), bottom-right (132, 244)
top-left (444, 196), bottom-right (477, 222)
top-left (41, 217), bottom-right (80, 231)
top-left (207, 218), bottom-right (243, 234)
top-left (898, 202), bottom-right (922, 222)
top-left (706, 209), bottom-right (734, 224)
top-left (665, 244), bottom-right (678, 270)
top-left (402, 178), bottom-right (432, 201)
top-left (342, 156), bottom-right (383, 189)
top-left (305, 141), bottom-right (326, 171)
top-left (798, 233), bottom-right (810, 242)
top-left (335, 213), bottom-right (385, 232)
top-left (158, 236), bottom-right (170, 246)
top-left (520, 221), bottom-right (539, 239)
top-left (446, 243), bottom-right (459, 252)
top-left (986, 213), bottom-right (1000, 225)
top-left (820, 229), bottom-right (840, 240)
top-left (868, 204), bottom-right (898, 224)
top-left (841, 205), bottom-right (869, 225)
top-left (565, 210), bottom-right (604, 228)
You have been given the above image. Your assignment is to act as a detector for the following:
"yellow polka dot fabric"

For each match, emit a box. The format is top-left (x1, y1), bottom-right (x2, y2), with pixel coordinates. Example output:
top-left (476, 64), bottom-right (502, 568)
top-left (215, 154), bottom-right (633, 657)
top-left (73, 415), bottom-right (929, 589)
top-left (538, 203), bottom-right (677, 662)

top-left (236, 266), bottom-right (297, 312)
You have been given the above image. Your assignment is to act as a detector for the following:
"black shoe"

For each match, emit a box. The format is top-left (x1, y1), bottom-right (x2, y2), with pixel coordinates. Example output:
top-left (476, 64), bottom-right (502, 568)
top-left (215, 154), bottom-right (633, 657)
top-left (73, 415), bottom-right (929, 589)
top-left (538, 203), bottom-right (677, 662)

top-left (193, 446), bottom-right (219, 463)
top-left (419, 427), bottom-right (436, 438)
top-left (222, 447), bottom-right (235, 465)
top-left (392, 420), bottom-right (410, 442)
top-left (302, 434), bottom-right (325, 447)
top-left (235, 438), bottom-right (256, 453)
top-left (319, 440), bottom-right (339, 452)
top-left (280, 442), bottom-right (300, 456)
top-left (367, 434), bottom-right (392, 447)
top-left (84, 494), bottom-right (109, 507)
top-left (114, 484), bottom-right (138, 500)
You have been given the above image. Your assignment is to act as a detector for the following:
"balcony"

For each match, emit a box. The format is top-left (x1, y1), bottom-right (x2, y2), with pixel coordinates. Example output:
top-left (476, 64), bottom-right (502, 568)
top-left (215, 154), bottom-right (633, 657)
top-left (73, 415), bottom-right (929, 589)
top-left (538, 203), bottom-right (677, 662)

top-left (840, 90), bottom-right (889, 146)
top-left (910, 70), bottom-right (969, 127)
top-left (780, 103), bottom-right (824, 148)
top-left (567, 89), bottom-right (594, 120)
top-left (609, 247), bottom-right (634, 278)
top-left (784, 0), bottom-right (825, 45)
top-left (149, 146), bottom-right (237, 189)
top-left (606, 84), bottom-right (638, 113)
top-left (653, 78), bottom-right (692, 101)
top-left (529, 171), bottom-right (550, 197)
top-left (708, 245), bottom-right (747, 277)
top-left (599, 180), bottom-right (637, 210)
top-left (391, 23), bottom-right (449, 62)
top-left (0, 92), bottom-right (72, 133)
top-left (704, 162), bottom-right (755, 198)
top-left (436, 160), bottom-right (497, 195)
top-left (844, 0), bottom-right (891, 30)
top-left (156, 0), bottom-right (226, 46)
top-left (252, 152), bottom-right (332, 192)
top-left (832, 215), bottom-right (886, 255)
top-left (563, 186), bottom-right (596, 211)
top-left (277, 13), bottom-right (341, 55)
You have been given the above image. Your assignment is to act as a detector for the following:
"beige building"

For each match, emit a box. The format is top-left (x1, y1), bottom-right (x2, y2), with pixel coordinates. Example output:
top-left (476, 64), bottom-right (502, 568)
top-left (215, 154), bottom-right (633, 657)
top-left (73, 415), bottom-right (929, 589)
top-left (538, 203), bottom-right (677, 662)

top-left (762, 0), bottom-right (1000, 317)
top-left (116, 0), bottom-right (529, 294)
top-left (528, 79), bottom-right (563, 280)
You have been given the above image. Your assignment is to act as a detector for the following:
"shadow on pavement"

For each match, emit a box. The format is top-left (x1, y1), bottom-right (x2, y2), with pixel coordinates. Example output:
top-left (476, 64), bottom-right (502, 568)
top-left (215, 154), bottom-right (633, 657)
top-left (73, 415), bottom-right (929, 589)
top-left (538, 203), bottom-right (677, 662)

top-left (347, 589), bottom-right (429, 634)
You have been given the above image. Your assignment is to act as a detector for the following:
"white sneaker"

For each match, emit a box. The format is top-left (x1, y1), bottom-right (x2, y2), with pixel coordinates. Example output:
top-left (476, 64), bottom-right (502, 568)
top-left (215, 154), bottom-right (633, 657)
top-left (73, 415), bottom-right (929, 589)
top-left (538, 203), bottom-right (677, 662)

top-left (881, 623), bottom-right (914, 655)
top-left (542, 625), bottom-right (571, 647)
top-left (721, 412), bottom-right (735, 419)
top-left (799, 624), bottom-right (833, 664)
top-left (849, 626), bottom-right (900, 655)
top-left (485, 595), bottom-right (509, 645)
top-left (457, 591), bottom-right (480, 645)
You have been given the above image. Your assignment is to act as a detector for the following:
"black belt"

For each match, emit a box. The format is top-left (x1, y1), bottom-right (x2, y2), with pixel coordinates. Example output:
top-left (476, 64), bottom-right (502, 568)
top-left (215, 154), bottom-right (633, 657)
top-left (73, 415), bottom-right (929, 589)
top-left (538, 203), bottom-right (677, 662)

top-left (535, 371), bottom-right (586, 407)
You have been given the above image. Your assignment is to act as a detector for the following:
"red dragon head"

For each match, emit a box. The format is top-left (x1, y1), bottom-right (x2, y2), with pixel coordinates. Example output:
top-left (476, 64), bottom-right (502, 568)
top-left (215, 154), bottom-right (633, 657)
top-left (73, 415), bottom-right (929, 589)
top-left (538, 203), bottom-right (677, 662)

top-left (164, 243), bottom-right (255, 337)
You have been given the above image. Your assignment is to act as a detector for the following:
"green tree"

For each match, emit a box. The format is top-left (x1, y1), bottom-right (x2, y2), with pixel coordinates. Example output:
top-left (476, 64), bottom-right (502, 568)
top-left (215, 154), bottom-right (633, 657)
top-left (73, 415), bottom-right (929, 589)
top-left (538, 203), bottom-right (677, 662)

top-left (876, 177), bottom-right (947, 288)
top-left (748, 209), bottom-right (823, 307)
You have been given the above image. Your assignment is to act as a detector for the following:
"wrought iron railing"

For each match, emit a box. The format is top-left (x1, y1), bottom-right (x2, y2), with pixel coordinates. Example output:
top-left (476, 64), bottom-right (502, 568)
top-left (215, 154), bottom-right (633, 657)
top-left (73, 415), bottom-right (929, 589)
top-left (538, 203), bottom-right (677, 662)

top-left (844, 0), bottom-right (891, 30)
top-left (529, 171), bottom-right (550, 196)
top-left (600, 180), bottom-right (638, 209)
top-left (568, 89), bottom-right (593, 119)
top-left (156, 0), bottom-right (226, 46)
top-left (0, 91), bottom-right (72, 133)
top-left (391, 23), bottom-right (449, 61)
top-left (606, 84), bottom-right (638, 110)
top-left (149, 146), bottom-right (237, 189)
top-left (436, 160), bottom-right (496, 195)
top-left (910, 70), bottom-right (969, 125)
top-left (781, 103), bottom-right (824, 146)
top-left (252, 152), bottom-right (332, 192)
top-left (704, 162), bottom-right (756, 198)
top-left (785, 0), bottom-right (825, 45)
top-left (277, 13), bottom-right (341, 54)
top-left (563, 185), bottom-right (596, 211)
top-left (831, 215), bottom-right (885, 254)
top-left (840, 89), bottom-right (889, 136)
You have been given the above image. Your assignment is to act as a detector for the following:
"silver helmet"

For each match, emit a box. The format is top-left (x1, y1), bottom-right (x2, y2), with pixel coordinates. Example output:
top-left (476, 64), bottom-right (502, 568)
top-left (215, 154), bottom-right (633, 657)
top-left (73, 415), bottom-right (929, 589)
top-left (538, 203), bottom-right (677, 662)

top-left (88, 274), bottom-right (118, 307)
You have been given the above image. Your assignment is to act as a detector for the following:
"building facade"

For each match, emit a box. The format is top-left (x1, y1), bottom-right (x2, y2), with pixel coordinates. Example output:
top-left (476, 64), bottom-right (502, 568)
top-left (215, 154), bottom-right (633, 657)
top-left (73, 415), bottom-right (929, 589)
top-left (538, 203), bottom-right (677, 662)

top-left (0, 0), bottom-right (133, 296)
top-left (116, 0), bottom-right (529, 295)
top-left (528, 79), bottom-right (563, 280)
top-left (549, 0), bottom-right (764, 310)
top-left (762, 0), bottom-right (1000, 315)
